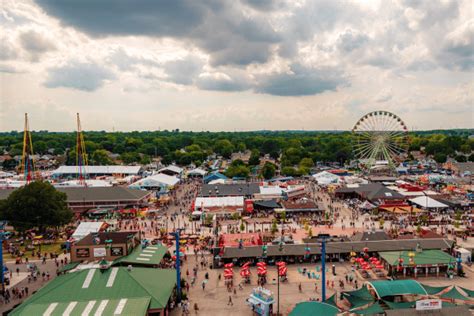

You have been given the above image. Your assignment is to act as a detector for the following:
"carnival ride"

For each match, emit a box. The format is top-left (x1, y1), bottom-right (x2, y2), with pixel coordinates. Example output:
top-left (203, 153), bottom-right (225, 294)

top-left (352, 111), bottom-right (409, 172)
top-left (19, 113), bottom-right (35, 183)
top-left (76, 113), bottom-right (88, 186)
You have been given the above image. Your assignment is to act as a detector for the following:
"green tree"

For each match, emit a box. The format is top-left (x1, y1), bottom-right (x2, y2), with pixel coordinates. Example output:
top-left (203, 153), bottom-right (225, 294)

top-left (91, 149), bottom-right (113, 165)
top-left (261, 162), bottom-right (276, 179)
top-left (225, 165), bottom-right (250, 178)
top-left (34, 141), bottom-right (48, 154)
top-left (236, 142), bottom-right (246, 152)
top-left (281, 166), bottom-right (297, 176)
top-left (2, 159), bottom-right (17, 171)
top-left (299, 157), bottom-right (314, 169)
top-left (214, 139), bottom-right (234, 158)
top-left (433, 153), bottom-right (447, 163)
top-left (0, 181), bottom-right (72, 234)
top-left (248, 149), bottom-right (260, 166)
top-left (120, 152), bottom-right (140, 164)
top-left (271, 219), bottom-right (278, 235)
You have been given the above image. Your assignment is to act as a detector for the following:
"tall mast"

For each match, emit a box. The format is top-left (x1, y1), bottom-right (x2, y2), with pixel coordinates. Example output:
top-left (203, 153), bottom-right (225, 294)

top-left (76, 113), bottom-right (88, 186)
top-left (20, 113), bottom-right (35, 183)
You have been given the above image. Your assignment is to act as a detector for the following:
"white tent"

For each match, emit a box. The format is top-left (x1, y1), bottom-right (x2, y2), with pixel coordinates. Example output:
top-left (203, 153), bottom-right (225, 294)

top-left (208, 178), bottom-right (226, 185)
top-left (187, 168), bottom-right (207, 176)
top-left (312, 171), bottom-right (340, 185)
top-left (71, 222), bottom-right (105, 240)
top-left (409, 196), bottom-right (448, 208)
top-left (195, 196), bottom-right (244, 209)
top-left (158, 165), bottom-right (183, 175)
top-left (129, 173), bottom-right (180, 189)
top-left (55, 179), bottom-right (112, 188)
top-left (259, 186), bottom-right (284, 196)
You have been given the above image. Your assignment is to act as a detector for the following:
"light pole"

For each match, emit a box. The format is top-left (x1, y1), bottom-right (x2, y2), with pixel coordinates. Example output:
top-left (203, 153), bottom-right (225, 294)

top-left (320, 237), bottom-right (327, 302)
top-left (277, 265), bottom-right (280, 316)
top-left (170, 228), bottom-right (184, 303)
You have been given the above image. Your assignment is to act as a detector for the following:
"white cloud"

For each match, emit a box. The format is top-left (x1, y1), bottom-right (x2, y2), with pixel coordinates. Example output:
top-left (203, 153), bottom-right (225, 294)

top-left (0, 0), bottom-right (472, 131)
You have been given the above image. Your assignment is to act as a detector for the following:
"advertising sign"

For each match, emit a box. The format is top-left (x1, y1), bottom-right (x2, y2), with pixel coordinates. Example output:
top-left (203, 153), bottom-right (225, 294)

top-left (111, 247), bottom-right (124, 257)
top-left (93, 247), bottom-right (107, 258)
top-left (76, 248), bottom-right (90, 258)
top-left (416, 299), bottom-right (442, 311)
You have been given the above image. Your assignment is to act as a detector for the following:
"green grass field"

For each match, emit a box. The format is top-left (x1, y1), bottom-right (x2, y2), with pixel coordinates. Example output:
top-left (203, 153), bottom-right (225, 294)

top-left (2, 241), bottom-right (64, 261)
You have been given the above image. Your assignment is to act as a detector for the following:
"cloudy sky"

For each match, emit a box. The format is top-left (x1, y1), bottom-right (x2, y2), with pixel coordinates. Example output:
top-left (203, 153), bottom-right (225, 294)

top-left (0, 0), bottom-right (473, 132)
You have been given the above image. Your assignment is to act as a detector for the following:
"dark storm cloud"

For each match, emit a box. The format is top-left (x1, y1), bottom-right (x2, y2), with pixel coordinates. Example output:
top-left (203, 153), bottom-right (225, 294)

top-left (35, 0), bottom-right (206, 37)
top-left (35, 0), bottom-right (280, 66)
top-left (240, 0), bottom-right (280, 11)
top-left (256, 63), bottom-right (347, 96)
top-left (44, 61), bottom-right (116, 91)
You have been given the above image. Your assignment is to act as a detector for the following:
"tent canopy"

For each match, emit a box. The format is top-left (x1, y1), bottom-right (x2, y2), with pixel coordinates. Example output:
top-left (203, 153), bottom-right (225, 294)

top-left (441, 287), bottom-right (471, 301)
top-left (383, 300), bottom-right (415, 310)
top-left (352, 302), bottom-right (384, 315)
top-left (460, 287), bottom-right (474, 298)
top-left (289, 302), bottom-right (339, 316)
top-left (409, 196), bottom-right (448, 208)
top-left (421, 284), bottom-right (451, 295)
top-left (367, 280), bottom-right (427, 298)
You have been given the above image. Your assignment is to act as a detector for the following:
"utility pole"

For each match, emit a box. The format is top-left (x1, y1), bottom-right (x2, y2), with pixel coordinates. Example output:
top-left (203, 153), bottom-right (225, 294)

top-left (321, 237), bottom-right (327, 302)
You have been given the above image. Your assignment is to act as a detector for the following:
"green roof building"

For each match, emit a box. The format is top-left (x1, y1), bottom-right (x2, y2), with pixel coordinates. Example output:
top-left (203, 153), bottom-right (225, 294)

top-left (10, 266), bottom-right (176, 316)
top-left (113, 244), bottom-right (168, 267)
top-left (379, 249), bottom-right (455, 277)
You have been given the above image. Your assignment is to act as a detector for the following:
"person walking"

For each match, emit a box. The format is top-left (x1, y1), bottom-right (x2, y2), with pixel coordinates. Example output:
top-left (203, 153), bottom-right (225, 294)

top-left (227, 295), bottom-right (233, 306)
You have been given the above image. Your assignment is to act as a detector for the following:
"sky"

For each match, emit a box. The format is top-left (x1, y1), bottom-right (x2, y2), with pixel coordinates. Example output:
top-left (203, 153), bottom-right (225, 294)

top-left (0, 0), bottom-right (473, 132)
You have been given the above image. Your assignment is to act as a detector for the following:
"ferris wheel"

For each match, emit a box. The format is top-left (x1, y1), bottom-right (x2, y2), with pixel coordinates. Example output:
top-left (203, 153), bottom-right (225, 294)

top-left (352, 111), bottom-right (409, 170)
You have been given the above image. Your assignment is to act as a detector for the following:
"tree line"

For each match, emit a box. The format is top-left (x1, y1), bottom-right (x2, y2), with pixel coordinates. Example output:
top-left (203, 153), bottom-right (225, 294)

top-left (1, 130), bottom-right (473, 176)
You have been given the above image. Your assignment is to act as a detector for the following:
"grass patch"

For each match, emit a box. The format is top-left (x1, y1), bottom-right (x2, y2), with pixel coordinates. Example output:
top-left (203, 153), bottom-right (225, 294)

top-left (3, 241), bottom-right (65, 261)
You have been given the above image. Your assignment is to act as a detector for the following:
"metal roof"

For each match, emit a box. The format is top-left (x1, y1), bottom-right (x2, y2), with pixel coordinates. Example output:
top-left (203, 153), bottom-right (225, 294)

top-left (53, 166), bottom-right (142, 175)
top-left (130, 173), bottom-right (180, 188)
top-left (10, 267), bottom-right (176, 315)
top-left (113, 245), bottom-right (168, 266)
top-left (221, 238), bottom-right (454, 258)
top-left (379, 249), bottom-right (455, 266)
top-left (0, 187), bottom-right (151, 203)
top-left (14, 297), bottom-right (150, 316)
top-left (59, 187), bottom-right (151, 202)
top-left (201, 183), bottom-right (260, 197)
top-left (366, 280), bottom-right (427, 298)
